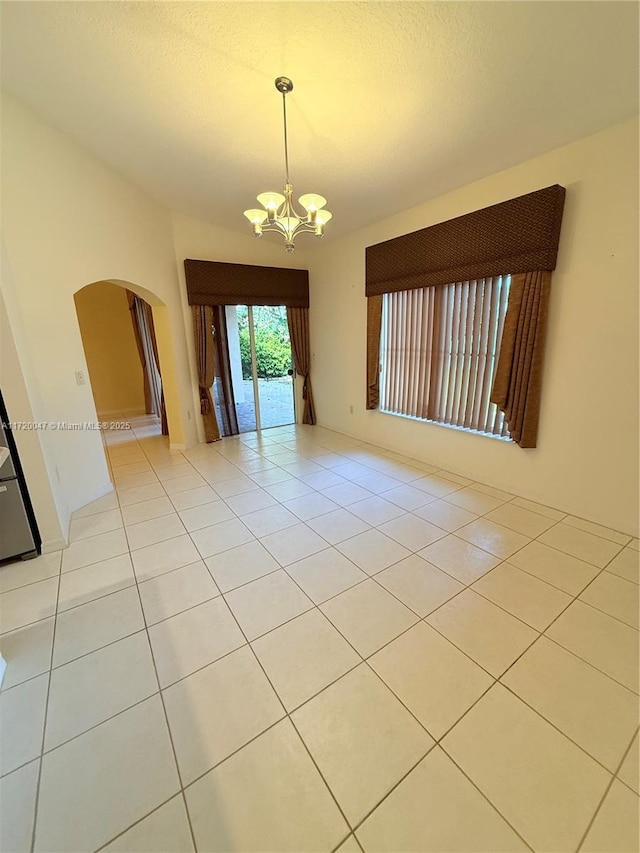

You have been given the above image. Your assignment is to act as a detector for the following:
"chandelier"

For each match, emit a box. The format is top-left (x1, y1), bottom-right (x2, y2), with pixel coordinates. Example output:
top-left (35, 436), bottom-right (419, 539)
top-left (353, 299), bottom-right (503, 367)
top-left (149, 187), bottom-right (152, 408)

top-left (244, 77), bottom-right (332, 252)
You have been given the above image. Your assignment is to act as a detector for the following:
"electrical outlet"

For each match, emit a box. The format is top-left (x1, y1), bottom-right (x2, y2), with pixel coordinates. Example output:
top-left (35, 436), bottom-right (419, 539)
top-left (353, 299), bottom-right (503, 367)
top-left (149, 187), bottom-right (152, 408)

top-left (75, 370), bottom-right (86, 386)
top-left (349, 405), bottom-right (354, 414)
top-left (187, 410), bottom-right (191, 420)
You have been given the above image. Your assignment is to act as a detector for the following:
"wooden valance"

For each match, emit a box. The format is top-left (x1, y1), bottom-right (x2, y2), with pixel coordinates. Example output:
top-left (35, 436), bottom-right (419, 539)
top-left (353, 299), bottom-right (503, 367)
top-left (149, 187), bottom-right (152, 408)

top-left (185, 259), bottom-right (309, 308)
top-left (365, 184), bottom-right (566, 297)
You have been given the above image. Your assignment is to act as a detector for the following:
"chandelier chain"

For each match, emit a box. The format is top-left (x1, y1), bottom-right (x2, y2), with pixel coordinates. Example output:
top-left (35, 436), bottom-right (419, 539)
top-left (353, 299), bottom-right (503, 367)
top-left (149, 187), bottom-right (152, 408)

top-left (282, 92), bottom-right (290, 185)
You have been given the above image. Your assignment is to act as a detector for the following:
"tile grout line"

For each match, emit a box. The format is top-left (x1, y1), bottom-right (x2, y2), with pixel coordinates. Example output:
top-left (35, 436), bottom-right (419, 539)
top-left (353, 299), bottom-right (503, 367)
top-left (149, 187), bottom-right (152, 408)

top-left (8, 422), bottom-right (637, 852)
top-left (28, 548), bottom-right (63, 853)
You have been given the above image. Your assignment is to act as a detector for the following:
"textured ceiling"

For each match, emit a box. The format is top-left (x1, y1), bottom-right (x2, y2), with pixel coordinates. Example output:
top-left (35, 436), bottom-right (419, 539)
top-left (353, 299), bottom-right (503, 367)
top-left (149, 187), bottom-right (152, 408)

top-left (1, 1), bottom-right (638, 241)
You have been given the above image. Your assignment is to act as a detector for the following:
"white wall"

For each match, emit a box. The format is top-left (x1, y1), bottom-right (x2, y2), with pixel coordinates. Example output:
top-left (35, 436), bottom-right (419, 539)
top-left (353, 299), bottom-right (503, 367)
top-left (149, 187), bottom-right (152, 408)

top-left (306, 119), bottom-right (639, 536)
top-left (171, 211), bottom-right (308, 442)
top-left (0, 93), bottom-right (198, 537)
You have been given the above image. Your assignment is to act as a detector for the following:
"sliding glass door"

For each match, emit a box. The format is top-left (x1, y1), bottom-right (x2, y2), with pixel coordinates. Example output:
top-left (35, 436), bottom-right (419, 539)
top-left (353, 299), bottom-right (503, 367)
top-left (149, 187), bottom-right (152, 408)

top-left (226, 305), bottom-right (295, 432)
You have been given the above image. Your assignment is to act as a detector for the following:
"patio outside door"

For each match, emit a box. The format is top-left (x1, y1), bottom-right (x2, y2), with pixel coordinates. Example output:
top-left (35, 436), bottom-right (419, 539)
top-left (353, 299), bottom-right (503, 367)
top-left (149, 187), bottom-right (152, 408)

top-left (225, 305), bottom-right (296, 432)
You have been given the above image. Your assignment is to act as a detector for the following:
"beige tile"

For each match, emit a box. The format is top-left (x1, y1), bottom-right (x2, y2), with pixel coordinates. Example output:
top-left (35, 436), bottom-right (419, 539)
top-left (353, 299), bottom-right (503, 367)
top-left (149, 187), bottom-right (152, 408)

top-left (121, 496), bottom-right (175, 526)
top-left (0, 551), bottom-right (61, 595)
top-left (472, 563), bottom-right (572, 630)
top-left (629, 538), bottom-right (640, 552)
top-left (264, 478), bottom-right (314, 501)
top-left (72, 491), bottom-right (119, 518)
top-left (370, 622), bottom-right (493, 739)
top-left (131, 535), bottom-right (202, 581)
top-left (503, 637), bottom-right (639, 772)
top-left (148, 597), bottom-right (245, 687)
top-left (164, 646), bottom-right (283, 784)
top-left (103, 795), bottom-right (194, 853)
top-left (111, 459), bottom-right (152, 477)
top-left (508, 540), bottom-right (599, 595)
top-left (306, 508), bottom-right (370, 544)
top-left (379, 514), bottom-right (445, 551)
top-left (114, 470), bottom-right (159, 491)
top-left (511, 496), bottom-right (565, 521)
top-left (412, 475), bottom-right (463, 499)
top-left (138, 561), bottom-right (218, 625)
top-left (379, 483), bottom-right (434, 510)
top-left (336, 529), bottom-right (411, 575)
top-left (225, 488), bottom-right (277, 516)
top-left (322, 481), bottom-right (372, 507)
top-left (442, 684), bottom-right (611, 852)
top-left (241, 504), bottom-right (300, 537)
top-left (125, 514), bottom-right (186, 551)
top-left (168, 485), bottom-right (218, 511)
top-left (0, 758), bottom-right (39, 853)
top-left (470, 482), bottom-right (513, 501)
top-left (300, 469), bottom-right (346, 490)
top-left (580, 572), bottom-right (639, 628)
top-left (162, 473), bottom-right (207, 495)
top-left (349, 496), bottom-right (405, 526)
top-left (190, 518), bottom-right (254, 559)
top-left (564, 515), bottom-right (631, 546)
top-left (287, 547), bottom-right (367, 604)
top-left (0, 577), bottom-right (58, 634)
top-left (292, 664), bottom-right (433, 824)
top-left (53, 586), bottom-right (144, 667)
top-left (117, 482), bottom-right (165, 507)
top-left (413, 498), bottom-right (478, 532)
top-left (546, 600), bottom-right (639, 693)
top-left (0, 618), bottom-right (55, 690)
top-left (34, 696), bottom-right (179, 853)
top-left (443, 487), bottom-right (504, 514)
top-left (0, 674), bottom-right (48, 775)
top-left (205, 540), bottom-right (280, 593)
top-left (582, 779), bottom-right (640, 852)
top-left (618, 733), bottom-right (639, 794)
top-left (485, 503), bottom-right (555, 538)
top-left (185, 719), bottom-right (348, 853)
top-left (282, 492), bottom-right (339, 521)
top-left (606, 548), bottom-right (640, 585)
top-left (335, 835), bottom-right (360, 853)
top-left (61, 528), bottom-right (128, 572)
top-left (539, 523), bottom-right (623, 567)
top-left (57, 553), bottom-right (135, 612)
top-left (320, 579), bottom-right (418, 657)
top-left (155, 463), bottom-right (196, 481)
top-left (45, 632), bottom-right (157, 750)
top-left (68, 508), bottom-right (123, 542)
top-left (419, 535), bottom-right (500, 584)
top-left (356, 746), bottom-right (527, 852)
top-left (225, 570), bottom-right (313, 640)
top-left (252, 609), bottom-right (360, 711)
top-left (260, 522), bottom-right (328, 566)
top-left (456, 518), bottom-right (529, 560)
top-left (426, 589), bottom-right (537, 677)
top-left (376, 554), bottom-right (464, 617)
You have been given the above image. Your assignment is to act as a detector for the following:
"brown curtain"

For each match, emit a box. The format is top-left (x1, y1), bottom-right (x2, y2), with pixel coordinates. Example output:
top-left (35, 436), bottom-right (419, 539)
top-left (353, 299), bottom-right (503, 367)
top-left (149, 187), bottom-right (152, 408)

top-left (211, 306), bottom-right (239, 437)
top-left (491, 270), bottom-right (551, 448)
top-left (366, 295), bottom-right (383, 410)
top-left (127, 291), bottom-right (152, 415)
top-left (192, 305), bottom-right (220, 442)
top-left (287, 307), bottom-right (316, 425)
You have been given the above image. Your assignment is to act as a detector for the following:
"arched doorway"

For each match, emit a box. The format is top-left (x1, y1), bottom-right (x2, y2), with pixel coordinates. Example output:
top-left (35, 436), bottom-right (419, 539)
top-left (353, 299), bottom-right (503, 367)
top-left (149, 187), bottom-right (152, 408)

top-left (73, 279), bottom-right (186, 461)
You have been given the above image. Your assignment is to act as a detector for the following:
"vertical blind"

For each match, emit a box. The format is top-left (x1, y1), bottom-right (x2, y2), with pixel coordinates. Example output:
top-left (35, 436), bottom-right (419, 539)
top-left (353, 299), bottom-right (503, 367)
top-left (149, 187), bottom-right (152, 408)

top-left (380, 276), bottom-right (511, 438)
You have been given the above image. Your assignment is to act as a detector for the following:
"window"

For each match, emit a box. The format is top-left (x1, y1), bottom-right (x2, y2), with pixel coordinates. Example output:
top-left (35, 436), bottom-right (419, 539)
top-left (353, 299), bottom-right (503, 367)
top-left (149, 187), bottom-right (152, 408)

top-left (379, 276), bottom-right (511, 438)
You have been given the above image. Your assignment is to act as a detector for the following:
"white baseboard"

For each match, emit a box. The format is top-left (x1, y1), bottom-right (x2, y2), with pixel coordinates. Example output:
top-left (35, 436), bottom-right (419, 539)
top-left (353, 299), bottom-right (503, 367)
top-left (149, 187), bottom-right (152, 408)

top-left (97, 408), bottom-right (145, 420)
top-left (41, 537), bottom-right (68, 554)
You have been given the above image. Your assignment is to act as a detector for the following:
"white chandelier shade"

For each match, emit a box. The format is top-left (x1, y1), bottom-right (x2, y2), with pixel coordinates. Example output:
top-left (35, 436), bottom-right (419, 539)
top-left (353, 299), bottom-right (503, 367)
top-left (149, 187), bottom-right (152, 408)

top-left (243, 77), bottom-right (332, 252)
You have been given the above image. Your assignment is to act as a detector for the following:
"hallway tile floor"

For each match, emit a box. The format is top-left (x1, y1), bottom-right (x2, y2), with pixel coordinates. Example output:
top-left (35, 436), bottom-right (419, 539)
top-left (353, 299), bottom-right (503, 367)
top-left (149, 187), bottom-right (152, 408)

top-left (0, 418), bottom-right (638, 852)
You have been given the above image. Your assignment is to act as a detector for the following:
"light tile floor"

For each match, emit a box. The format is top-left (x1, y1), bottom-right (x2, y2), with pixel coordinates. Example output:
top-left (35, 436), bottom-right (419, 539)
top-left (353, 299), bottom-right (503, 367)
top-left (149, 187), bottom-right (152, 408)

top-left (1, 417), bottom-right (638, 852)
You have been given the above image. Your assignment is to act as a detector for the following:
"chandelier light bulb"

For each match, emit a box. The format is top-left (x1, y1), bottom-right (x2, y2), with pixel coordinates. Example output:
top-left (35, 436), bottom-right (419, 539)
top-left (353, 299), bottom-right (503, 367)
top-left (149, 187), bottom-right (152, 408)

top-left (243, 77), bottom-right (332, 251)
